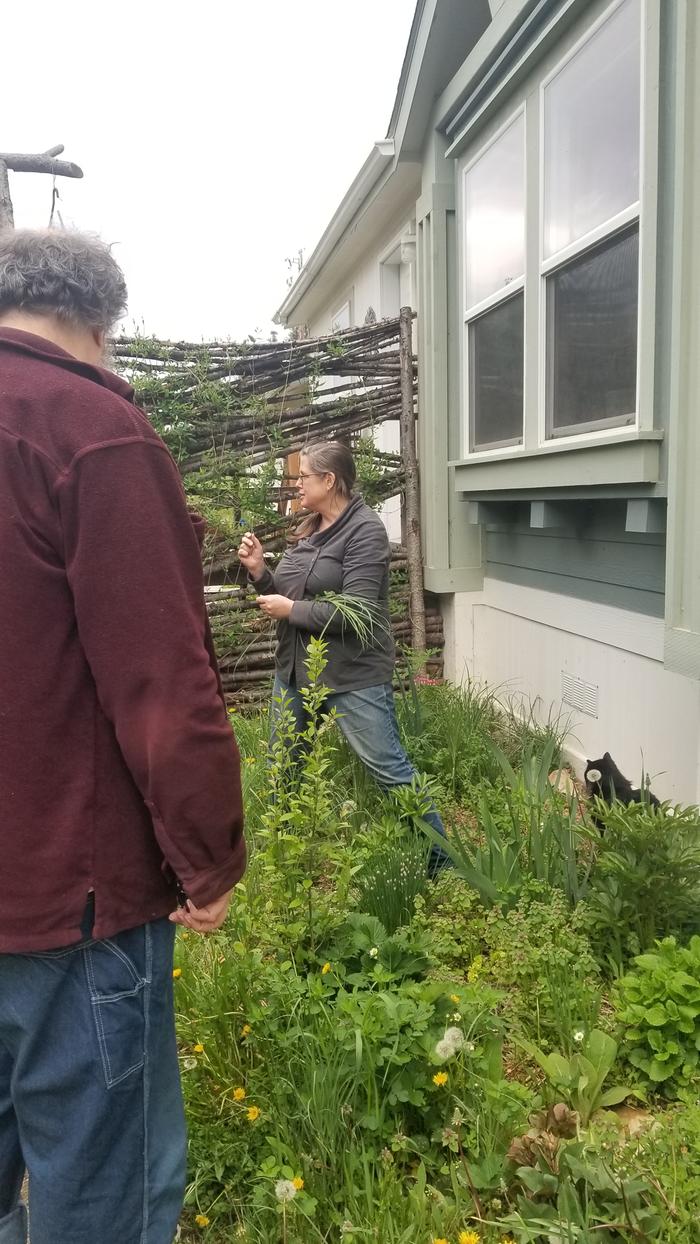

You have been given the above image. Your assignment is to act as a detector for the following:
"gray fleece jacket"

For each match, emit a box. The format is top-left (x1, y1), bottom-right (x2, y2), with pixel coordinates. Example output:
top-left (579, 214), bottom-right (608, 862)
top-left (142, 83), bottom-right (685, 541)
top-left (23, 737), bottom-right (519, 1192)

top-left (254, 494), bottom-right (395, 692)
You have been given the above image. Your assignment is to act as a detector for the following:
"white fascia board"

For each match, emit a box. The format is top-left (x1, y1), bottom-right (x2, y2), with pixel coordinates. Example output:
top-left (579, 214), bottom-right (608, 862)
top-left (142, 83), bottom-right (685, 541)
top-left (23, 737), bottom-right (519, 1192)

top-left (273, 140), bottom-right (395, 325)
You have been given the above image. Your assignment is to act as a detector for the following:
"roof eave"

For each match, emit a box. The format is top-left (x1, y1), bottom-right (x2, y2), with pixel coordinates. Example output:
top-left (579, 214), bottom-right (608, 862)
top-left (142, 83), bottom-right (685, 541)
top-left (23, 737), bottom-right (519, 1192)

top-left (273, 140), bottom-right (395, 326)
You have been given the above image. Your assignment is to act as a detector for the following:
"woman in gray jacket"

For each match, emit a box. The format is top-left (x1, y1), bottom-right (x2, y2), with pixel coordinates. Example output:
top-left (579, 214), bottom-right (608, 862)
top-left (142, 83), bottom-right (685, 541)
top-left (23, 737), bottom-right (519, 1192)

top-left (238, 440), bottom-right (448, 862)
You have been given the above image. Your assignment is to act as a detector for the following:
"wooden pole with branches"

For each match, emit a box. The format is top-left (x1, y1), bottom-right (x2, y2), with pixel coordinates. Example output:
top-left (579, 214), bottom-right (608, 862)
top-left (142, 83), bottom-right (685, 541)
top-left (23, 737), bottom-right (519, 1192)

top-left (399, 305), bottom-right (427, 661)
top-left (0, 145), bottom-right (83, 229)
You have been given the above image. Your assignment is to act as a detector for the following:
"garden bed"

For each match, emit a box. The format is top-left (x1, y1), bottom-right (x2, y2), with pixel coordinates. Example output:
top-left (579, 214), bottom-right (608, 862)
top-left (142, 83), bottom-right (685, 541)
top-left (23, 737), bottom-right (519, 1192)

top-left (174, 652), bottom-right (700, 1243)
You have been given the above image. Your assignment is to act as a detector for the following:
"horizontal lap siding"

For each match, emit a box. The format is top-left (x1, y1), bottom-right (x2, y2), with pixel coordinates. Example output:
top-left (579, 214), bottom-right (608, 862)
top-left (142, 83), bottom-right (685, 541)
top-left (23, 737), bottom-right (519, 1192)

top-left (484, 518), bottom-right (665, 617)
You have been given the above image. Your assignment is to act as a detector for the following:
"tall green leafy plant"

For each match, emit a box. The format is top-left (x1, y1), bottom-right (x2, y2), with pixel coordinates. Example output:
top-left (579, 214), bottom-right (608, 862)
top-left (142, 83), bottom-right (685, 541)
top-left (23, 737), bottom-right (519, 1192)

top-left (615, 936), bottom-right (700, 1095)
top-left (583, 801), bottom-right (700, 973)
top-left (422, 739), bottom-right (587, 910)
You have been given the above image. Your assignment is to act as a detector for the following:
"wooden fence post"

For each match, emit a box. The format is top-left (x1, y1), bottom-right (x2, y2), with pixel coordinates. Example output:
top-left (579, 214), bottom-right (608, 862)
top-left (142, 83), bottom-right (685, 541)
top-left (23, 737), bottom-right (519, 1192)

top-left (399, 305), bottom-right (427, 660)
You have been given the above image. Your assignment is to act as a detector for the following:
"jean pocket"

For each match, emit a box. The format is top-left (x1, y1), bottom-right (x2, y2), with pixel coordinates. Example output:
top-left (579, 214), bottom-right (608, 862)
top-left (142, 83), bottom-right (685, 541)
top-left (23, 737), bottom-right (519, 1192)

top-left (84, 930), bottom-right (149, 1089)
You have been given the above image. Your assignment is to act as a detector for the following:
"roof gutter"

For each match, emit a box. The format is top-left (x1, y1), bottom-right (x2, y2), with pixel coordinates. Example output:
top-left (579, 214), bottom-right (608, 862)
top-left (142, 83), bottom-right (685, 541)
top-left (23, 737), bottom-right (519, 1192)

top-left (273, 139), bottom-right (396, 325)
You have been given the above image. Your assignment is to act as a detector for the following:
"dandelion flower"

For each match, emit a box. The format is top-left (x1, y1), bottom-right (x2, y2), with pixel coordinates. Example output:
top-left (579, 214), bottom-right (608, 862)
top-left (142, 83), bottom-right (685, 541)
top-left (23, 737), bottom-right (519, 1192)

top-left (172, 968), bottom-right (182, 979)
top-left (321, 962), bottom-right (331, 975)
top-left (233, 1087), bottom-right (246, 1101)
top-left (195, 1213), bottom-right (210, 1227)
top-left (433, 1071), bottom-right (448, 1087)
top-left (292, 1176), bottom-right (304, 1190)
top-left (449, 993), bottom-right (460, 1004)
top-left (369, 947), bottom-right (379, 959)
top-left (241, 1024), bottom-right (252, 1037)
top-left (246, 1105), bottom-right (260, 1122)
top-left (275, 1179), bottom-right (297, 1202)
top-left (435, 1038), bottom-right (454, 1060)
top-left (500, 1238), bottom-right (517, 1244)
top-left (459, 1232), bottom-right (481, 1244)
top-left (433, 1238), bottom-right (449, 1244)
top-left (193, 1044), bottom-right (204, 1054)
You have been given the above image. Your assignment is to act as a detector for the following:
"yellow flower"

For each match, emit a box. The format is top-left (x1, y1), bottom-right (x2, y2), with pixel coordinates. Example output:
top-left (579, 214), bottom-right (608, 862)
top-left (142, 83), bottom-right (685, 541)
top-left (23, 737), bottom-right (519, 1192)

top-left (292, 1176), bottom-right (304, 1190)
top-left (433, 1238), bottom-right (450, 1244)
top-left (181, 931), bottom-right (190, 939)
top-left (449, 993), bottom-right (460, 1004)
top-left (246, 1105), bottom-right (260, 1122)
top-left (433, 1071), bottom-right (449, 1087)
top-left (459, 1232), bottom-right (481, 1244)
top-left (467, 954), bottom-right (483, 983)
top-left (321, 962), bottom-right (331, 975)
top-left (195, 1214), bottom-right (210, 1227)
top-left (241, 1024), bottom-right (252, 1037)
top-left (172, 968), bottom-right (182, 979)
top-left (500, 1238), bottom-right (516, 1244)
top-left (233, 1086), bottom-right (246, 1101)
top-left (193, 1043), bottom-right (204, 1053)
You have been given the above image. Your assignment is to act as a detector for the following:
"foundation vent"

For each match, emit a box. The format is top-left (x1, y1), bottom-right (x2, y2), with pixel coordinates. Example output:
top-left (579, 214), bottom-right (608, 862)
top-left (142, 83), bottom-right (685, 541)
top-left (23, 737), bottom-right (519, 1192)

top-left (561, 671), bottom-right (599, 718)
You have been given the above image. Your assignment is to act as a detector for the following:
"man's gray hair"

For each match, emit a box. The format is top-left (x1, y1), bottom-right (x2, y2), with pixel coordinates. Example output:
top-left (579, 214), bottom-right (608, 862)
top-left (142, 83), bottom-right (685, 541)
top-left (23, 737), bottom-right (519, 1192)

top-left (0, 228), bottom-right (128, 331)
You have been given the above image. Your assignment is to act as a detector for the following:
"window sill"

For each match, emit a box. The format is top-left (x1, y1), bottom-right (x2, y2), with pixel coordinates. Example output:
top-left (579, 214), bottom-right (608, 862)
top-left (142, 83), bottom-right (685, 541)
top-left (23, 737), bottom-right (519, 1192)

top-left (450, 431), bottom-right (663, 494)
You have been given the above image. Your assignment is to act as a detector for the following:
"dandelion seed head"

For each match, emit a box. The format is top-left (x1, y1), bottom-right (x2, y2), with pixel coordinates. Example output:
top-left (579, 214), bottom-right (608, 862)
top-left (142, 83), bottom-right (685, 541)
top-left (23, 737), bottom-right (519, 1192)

top-left (275, 1179), bottom-right (297, 1202)
top-left (444, 1026), bottom-right (465, 1049)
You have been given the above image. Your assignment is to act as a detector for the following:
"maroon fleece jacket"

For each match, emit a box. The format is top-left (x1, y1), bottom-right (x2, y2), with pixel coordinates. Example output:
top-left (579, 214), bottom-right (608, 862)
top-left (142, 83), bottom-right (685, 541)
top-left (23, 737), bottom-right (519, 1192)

top-left (0, 328), bottom-right (245, 952)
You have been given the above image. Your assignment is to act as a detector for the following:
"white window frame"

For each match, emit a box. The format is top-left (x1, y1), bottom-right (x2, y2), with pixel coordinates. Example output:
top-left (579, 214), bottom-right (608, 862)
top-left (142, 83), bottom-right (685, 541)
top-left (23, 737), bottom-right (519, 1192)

top-left (331, 297), bottom-right (352, 333)
top-left (462, 104), bottom-right (526, 456)
top-left (456, 0), bottom-right (659, 467)
top-left (537, 0), bottom-right (644, 447)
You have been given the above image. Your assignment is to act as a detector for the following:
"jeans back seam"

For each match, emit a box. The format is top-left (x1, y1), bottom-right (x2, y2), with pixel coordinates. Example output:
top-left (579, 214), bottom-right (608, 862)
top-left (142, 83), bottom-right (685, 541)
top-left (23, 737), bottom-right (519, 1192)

top-left (140, 923), bottom-right (153, 1244)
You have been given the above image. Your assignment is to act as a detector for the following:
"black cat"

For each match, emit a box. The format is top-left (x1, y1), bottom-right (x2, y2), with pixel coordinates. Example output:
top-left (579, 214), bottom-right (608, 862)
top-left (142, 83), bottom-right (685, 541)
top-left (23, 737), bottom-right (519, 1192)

top-left (584, 752), bottom-right (660, 827)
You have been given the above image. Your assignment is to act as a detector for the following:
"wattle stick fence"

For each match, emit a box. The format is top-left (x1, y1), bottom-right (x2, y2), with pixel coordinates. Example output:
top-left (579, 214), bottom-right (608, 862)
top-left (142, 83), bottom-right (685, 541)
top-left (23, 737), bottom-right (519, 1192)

top-left (113, 312), bottom-right (443, 706)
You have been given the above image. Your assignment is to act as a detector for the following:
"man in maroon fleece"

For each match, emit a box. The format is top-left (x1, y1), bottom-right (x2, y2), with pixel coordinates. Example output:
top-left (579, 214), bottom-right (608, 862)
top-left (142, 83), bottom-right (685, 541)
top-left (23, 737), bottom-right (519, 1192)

top-left (0, 229), bottom-right (245, 1244)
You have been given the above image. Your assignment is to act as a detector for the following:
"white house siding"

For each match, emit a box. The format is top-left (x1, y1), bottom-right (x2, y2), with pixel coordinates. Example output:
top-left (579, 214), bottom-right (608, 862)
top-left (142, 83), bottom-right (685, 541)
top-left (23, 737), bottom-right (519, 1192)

top-left (306, 214), bottom-right (416, 543)
top-left (442, 579), bottom-right (700, 805)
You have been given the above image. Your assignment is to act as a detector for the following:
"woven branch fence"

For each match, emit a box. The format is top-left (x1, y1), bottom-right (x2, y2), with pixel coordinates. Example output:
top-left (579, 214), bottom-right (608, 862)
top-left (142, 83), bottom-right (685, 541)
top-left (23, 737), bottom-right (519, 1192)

top-left (113, 314), bottom-right (443, 705)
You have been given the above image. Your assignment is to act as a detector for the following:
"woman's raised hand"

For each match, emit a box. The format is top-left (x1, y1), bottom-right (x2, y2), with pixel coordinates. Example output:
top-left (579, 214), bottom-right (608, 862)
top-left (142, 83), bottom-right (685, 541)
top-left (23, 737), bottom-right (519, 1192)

top-left (237, 530), bottom-right (265, 579)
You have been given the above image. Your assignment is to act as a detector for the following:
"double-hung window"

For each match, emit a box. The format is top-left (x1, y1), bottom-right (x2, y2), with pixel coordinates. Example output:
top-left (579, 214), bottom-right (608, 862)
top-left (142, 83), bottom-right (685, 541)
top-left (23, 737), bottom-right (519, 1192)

top-left (542, 0), bottom-right (641, 438)
top-left (461, 0), bottom-right (642, 456)
top-left (464, 111), bottom-right (525, 452)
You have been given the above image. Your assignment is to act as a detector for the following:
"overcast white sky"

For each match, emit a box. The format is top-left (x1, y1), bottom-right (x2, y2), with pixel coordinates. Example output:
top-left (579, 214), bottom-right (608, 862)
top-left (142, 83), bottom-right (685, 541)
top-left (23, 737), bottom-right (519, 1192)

top-left (3, 0), bottom-right (415, 341)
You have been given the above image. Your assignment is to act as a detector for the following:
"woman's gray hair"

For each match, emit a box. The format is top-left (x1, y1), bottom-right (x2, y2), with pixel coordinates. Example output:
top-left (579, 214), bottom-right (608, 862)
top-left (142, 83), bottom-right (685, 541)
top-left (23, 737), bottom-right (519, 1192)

top-left (0, 228), bottom-right (127, 331)
top-left (301, 440), bottom-right (356, 498)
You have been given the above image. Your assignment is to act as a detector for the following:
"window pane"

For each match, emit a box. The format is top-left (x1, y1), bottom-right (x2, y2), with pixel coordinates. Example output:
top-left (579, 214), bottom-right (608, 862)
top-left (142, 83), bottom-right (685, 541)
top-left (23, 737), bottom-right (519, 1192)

top-left (470, 292), bottom-right (524, 450)
top-left (465, 114), bottom-right (524, 309)
top-left (547, 226), bottom-right (638, 435)
top-left (544, 0), bottom-right (640, 259)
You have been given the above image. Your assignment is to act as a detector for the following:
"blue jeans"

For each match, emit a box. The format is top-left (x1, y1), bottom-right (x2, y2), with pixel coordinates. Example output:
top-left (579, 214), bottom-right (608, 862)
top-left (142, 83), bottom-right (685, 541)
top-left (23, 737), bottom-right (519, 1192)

top-left (0, 918), bottom-right (186, 1244)
top-left (272, 677), bottom-right (450, 867)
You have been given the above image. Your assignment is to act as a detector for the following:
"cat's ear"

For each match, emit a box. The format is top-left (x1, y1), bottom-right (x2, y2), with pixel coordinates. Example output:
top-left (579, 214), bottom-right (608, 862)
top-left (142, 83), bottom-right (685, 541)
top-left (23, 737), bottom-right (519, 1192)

top-left (603, 752), bottom-right (612, 762)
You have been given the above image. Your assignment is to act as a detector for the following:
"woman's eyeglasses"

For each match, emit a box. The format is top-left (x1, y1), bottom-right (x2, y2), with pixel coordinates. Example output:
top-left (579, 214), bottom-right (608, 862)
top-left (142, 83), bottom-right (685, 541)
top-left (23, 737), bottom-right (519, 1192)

top-left (296, 472), bottom-right (323, 481)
